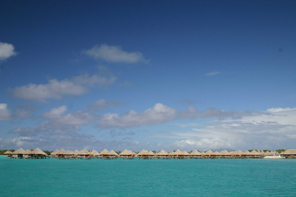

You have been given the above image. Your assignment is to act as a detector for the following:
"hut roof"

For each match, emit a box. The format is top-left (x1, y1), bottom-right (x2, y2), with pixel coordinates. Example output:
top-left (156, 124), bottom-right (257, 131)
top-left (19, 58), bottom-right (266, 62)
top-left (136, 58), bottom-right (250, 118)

top-left (108, 150), bottom-right (119, 156)
top-left (173, 150), bottom-right (183, 156)
top-left (120, 149), bottom-right (133, 156)
top-left (60, 148), bottom-right (65, 152)
top-left (220, 150), bottom-right (230, 156)
top-left (190, 150), bottom-right (201, 156)
top-left (157, 149), bottom-right (168, 156)
top-left (73, 150), bottom-right (80, 155)
top-left (205, 150), bottom-right (214, 155)
top-left (137, 149), bottom-right (148, 156)
top-left (91, 150), bottom-right (100, 156)
top-left (56, 151), bottom-right (64, 155)
top-left (51, 149), bottom-right (59, 155)
top-left (4, 150), bottom-right (13, 154)
top-left (79, 150), bottom-right (86, 155)
top-left (100, 149), bottom-right (109, 155)
top-left (183, 151), bottom-right (190, 155)
top-left (33, 148), bottom-right (47, 155)
top-left (82, 149), bottom-right (89, 154)
top-left (14, 148), bottom-right (27, 154)
top-left (282, 149), bottom-right (296, 155)
top-left (64, 150), bottom-right (72, 155)
top-left (147, 151), bottom-right (155, 156)
top-left (236, 150), bottom-right (244, 154)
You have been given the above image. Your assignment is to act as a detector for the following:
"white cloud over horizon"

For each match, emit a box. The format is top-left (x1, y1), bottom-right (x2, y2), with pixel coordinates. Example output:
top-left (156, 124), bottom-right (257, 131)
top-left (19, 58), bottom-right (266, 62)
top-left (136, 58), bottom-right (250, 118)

top-left (162, 107), bottom-right (296, 151)
top-left (84, 44), bottom-right (148, 63)
top-left (11, 74), bottom-right (116, 102)
top-left (0, 42), bottom-right (17, 61)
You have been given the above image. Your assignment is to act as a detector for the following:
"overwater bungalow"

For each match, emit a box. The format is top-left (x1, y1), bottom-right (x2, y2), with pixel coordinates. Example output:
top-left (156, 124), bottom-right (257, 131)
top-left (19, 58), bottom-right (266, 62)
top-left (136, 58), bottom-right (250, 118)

top-left (173, 150), bottom-right (185, 159)
top-left (204, 150), bottom-right (215, 159)
top-left (108, 150), bottom-right (119, 159)
top-left (56, 150), bottom-right (66, 158)
top-left (182, 151), bottom-right (190, 159)
top-left (190, 150), bottom-right (201, 159)
top-left (100, 149), bottom-right (109, 159)
top-left (214, 151), bottom-right (221, 158)
top-left (156, 149), bottom-right (168, 159)
top-left (12, 148), bottom-right (26, 159)
top-left (220, 150), bottom-right (230, 158)
top-left (32, 148), bottom-right (47, 159)
top-left (249, 150), bottom-right (260, 158)
top-left (119, 149), bottom-right (135, 159)
top-left (137, 149), bottom-right (148, 159)
top-left (91, 150), bottom-right (100, 158)
top-left (147, 151), bottom-right (155, 159)
top-left (281, 149), bottom-right (296, 158)
top-left (4, 150), bottom-right (13, 158)
top-left (51, 149), bottom-right (59, 158)
top-left (72, 150), bottom-right (79, 158)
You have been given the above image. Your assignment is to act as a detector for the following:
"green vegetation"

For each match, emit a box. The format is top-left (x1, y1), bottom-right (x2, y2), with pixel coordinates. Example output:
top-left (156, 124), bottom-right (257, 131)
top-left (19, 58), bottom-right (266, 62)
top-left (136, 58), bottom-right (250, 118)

top-left (276, 149), bottom-right (286, 154)
top-left (0, 150), bottom-right (15, 155)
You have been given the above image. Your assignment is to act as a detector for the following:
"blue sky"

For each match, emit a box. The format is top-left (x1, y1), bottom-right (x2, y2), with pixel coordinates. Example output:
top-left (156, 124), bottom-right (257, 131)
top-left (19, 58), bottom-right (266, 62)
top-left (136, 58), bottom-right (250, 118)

top-left (0, 0), bottom-right (296, 151)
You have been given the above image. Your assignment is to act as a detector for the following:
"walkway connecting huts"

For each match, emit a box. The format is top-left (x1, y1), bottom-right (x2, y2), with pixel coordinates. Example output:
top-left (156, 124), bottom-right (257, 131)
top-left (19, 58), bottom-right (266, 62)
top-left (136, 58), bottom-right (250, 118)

top-left (281, 149), bottom-right (296, 158)
top-left (190, 150), bottom-right (201, 159)
top-left (156, 149), bottom-right (168, 159)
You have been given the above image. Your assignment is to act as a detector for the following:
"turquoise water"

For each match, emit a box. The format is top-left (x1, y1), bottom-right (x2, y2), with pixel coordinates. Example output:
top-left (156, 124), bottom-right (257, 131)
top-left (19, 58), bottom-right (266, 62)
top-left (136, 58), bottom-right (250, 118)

top-left (1, 156), bottom-right (296, 197)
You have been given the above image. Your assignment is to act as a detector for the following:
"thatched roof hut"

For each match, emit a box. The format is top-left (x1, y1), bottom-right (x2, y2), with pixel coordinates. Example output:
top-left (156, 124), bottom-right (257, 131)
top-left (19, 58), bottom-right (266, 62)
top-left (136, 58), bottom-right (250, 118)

top-left (33, 148), bottom-right (47, 155)
top-left (157, 149), bottom-right (168, 156)
top-left (108, 150), bottom-right (119, 157)
top-left (281, 149), bottom-right (296, 157)
top-left (220, 150), bottom-right (230, 157)
top-left (205, 150), bottom-right (214, 156)
top-left (190, 150), bottom-right (201, 156)
top-left (100, 149), bottom-right (109, 156)
top-left (14, 148), bottom-right (26, 155)
top-left (51, 149), bottom-right (59, 155)
top-left (4, 150), bottom-right (13, 155)
top-left (147, 151), bottom-right (155, 156)
top-left (91, 150), bottom-right (100, 157)
top-left (73, 150), bottom-right (80, 155)
top-left (137, 149), bottom-right (148, 157)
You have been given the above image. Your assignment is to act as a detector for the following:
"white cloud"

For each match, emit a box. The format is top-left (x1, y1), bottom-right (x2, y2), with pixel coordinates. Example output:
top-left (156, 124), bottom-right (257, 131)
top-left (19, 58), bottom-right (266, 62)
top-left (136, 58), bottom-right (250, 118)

top-left (205, 71), bottom-right (220, 76)
top-left (172, 138), bottom-right (233, 151)
top-left (0, 103), bottom-right (11, 120)
top-left (42, 105), bottom-right (91, 126)
top-left (164, 107), bottom-right (296, 150)
top-left (84, 44), bottom-right (148, 63)
top-left (0, 42), bottom-right (17, 61)
top-left (12, 74), bottom-right (116, 102)
top-left (99, 103), bottom-right (199, 128)
top-left (100, 103), bottom-right (177, 128)
top-left (92, 99), bottom-right (122, 108)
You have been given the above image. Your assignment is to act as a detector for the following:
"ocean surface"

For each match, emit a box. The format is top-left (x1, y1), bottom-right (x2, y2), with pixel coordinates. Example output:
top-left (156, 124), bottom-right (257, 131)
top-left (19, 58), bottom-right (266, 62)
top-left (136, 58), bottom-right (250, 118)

top-left (1, 156), bottom-right (296, 197)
